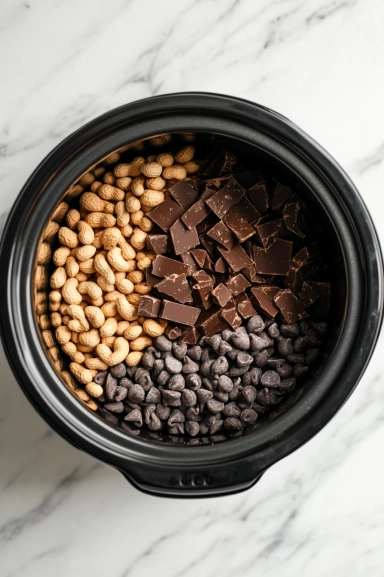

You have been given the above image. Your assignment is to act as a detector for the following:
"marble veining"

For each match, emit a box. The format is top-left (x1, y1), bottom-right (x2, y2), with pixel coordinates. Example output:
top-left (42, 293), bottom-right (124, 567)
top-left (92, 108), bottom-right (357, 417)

top-left (1, 0), bottom-right (384, 575)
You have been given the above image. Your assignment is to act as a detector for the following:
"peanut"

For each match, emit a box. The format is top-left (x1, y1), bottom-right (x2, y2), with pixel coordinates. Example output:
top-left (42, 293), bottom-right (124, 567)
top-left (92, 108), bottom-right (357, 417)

top-left (77, 221), bottom-right (95, 245)
top-left (79, 172), bottom-right (95, 187)
top-left (96, 337), bottom-right (130, 366)
top-left (124, 322), bottom-right (143, 340)
top-left (61, 342), bottom-right (84, 364)
top-left (85, 382), bottom-right (104, 398)
top-left (141, 162), bottom-right (162, 178)
top-left (85, 306), bottom-right (105, 328)
top-left (116, 298), bottom-right (138, 321)
top-left (66, 209), bottom-right (81, 230)
top-left (36, 292), bottom-right (48, 315)
top-left (65, 256), bottom-right (79, 278)
top-left (184, 161), bottom-right (200, 174)
top-left (146, 176), bottom-right (166, 191)
top-left (94, 253), bottom-right (115, 285)
top-left (70, 362), bottom-right (93, 384)
top-left (62, 278), bottom-right (82, 305)
top-left (40, 314), bottom-right (52, 329)
top-left (140, 189), bottom-right (165, 208)
top-left (85, 358), bottom-right (108, 371)
top-left (56, 325), bottom-right (72, 345)
top-left (126, 196), bottom-right (141, 213)
top-left (162, 165), bottom-right (187, 180)
top-left (43, 221), bottom-right (60, 242)
top-left (118, 237), bottom-right (136, 261)
top-left (85, 212), bottom-right (116, 228)
top-left (79, 258), bottom-right (96, 275)
top-left (103, 172), bottom-right (116, 185)
top-left (156, 152), bottom-right (174, 167)
top-left (79, 329), bottom-right (100, 348)
top-left (37, 242), bottom-right (51, 265)
top-left (102, 227), bottom-right (121, 250)
top-left (142, 319), bottom-right (165, 337)
top-left (101, 301), bottom-right (117, 318)
top-left (138, 216), bottom-right (153, 233)
top-left (50, 267), bottom-right (67, 289)
top-left (130, 210), bottom-right (144, 226)
top-left (58, 227), bottom-right (79, 249)
top-left (174, 145), bottom-right (195, 164)
top-left (125, 351), bottom-right (143, 367)
top-left (115, 177), bottom-right (132, 191)
top-left (115, 201), bottom-right (130, 227)
top-left (131, 175), bottom-right (146, 197)
top-left (115, 278), bottom-right (134, 295)
top-left (104, 152), bottom-right (121, 164)
top-left (76, 245), bottom-right (96, 262)
top-left (127, 293), bottom-right (141, 306)
top-left (116, 320), bottom-right (130, 335)
top-left (53, 246), bottom-right (71, 267)
top-left (42, 330), bottom-right (56, 348)
top-left (131, 228), bottom-right (147, 250)
top-left (100, 317), bottom-right (117, 338)
top-left (98, 184), bottom-right (125, 201)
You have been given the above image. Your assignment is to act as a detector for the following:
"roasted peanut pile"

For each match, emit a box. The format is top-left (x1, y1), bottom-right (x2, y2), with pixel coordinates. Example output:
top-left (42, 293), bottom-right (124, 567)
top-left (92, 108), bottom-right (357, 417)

top-left (37, 144), bottom-right (199, 407)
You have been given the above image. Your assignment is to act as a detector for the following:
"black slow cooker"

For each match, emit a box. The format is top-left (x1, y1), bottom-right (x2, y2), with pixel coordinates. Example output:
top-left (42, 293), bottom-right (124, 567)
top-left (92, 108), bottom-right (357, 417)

top-left (0, 93), bottom-right (382, 497)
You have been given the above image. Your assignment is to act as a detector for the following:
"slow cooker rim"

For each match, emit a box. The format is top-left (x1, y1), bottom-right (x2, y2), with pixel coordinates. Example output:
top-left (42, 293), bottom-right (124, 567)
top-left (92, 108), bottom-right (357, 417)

top-left (0, 92), bottom-right (382, 472)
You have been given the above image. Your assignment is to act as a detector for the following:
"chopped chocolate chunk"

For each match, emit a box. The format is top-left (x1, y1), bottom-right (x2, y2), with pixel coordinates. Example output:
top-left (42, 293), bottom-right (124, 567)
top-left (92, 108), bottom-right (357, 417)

top-left (235, 294), bottom-right (257, 319)
top-left (292, 243), bottom-right (321, 267)
top-left (212, 283), bottom-right (232, 307)
top-left (271, 183), bottom-right (293, 210)
top-left (165, 324), bottom-right (182, 340)
top-left (207, 221), bottom-right (236, 249)
top-left (255, 218), bottom-right (286, 249)
top-left (305, 282), bottom-right (331, 320)
top-left (283, 202), bottom-right (305, 238)
top-left (138, 295), bottom-right (162, 318)
top-left (285, 257), bottom-right (327, 292)
top-left (191, 270), bottom-right (215, 310)
top-left (181, 188), bottom-right (216, 229)
top-left (205, 177), bottom-right (246, 219)
top-left (223, 200), bottom-right (257, 243)
top-left (226, 273), bottom-right (251, 296)
top-left (241, 265), bottom-right (266, 284)
top-left (192, 270), bottom-right (214, 285)
top-left (250, 286), bottom-right (280, 318)
top-left (160, 300), bottom-right (201, 326)
top-left (224, 197), bottom-right (260, 223)
top-left (190, 248), bottom-right (211, 269)
top-left (179, 326), bottom-right (200, 344)
top-left (299, 282), bottom-right (320, 309)
top-left (152, 255), bottom-right (190, 278)
top-left (169, 180), bottom-right (199, 210)
top-left (146, 264), bottom-right (161, 287)
top-left (199, 233), bottom-right (219, 258)
top-left (146, 234), bottom-right (172, 255)
top-left (220, 300), bottom-right (242, 330)
top-left (196, 213), bottom-right (218, 235)
top-left (273, 289), bottom-right (308, 324)
top-left (155, 273), bottom-right (193, 304)
top-left (197, 306), bottom-right (229, 336)
top-left (234, 170), bottom-right (263, 189)
top-left (215, 257), bottom-right (228, 274)
top-left (199, 148), bottom-right (237, 178)
top-left (247, 182), bottom-right (269, 215)
top-left (253, 239), bottom-right (292, 276)
top-left (180, 252), bottom-right (199, 274)
top-left (218, 243), bottom-right (254, 272)
top-left (169, 219), bottom-right (199, 255)
top-left (148, 198), bottom-right (184, 232)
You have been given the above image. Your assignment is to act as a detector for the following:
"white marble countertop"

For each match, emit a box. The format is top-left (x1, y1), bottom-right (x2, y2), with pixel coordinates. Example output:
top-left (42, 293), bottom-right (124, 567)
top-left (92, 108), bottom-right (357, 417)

top-left (1, 0), bottom-right (384, 575)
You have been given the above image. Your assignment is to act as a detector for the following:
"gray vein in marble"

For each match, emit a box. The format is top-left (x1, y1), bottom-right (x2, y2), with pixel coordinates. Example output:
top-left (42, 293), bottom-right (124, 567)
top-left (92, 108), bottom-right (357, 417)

top-left (0, 464), bottom-right (100, 548)
top-left (352, 143), bottom-right (384, 175)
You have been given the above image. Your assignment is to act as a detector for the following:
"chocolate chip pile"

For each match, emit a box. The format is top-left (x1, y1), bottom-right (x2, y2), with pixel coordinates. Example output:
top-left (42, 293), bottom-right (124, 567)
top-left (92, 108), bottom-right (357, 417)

top-left (95, 317), bottom-right (327, 438)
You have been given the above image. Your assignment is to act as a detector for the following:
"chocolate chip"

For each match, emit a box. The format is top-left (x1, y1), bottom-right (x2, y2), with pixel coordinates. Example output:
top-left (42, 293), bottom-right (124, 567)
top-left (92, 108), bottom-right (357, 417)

top-left (306, 348), bottom-right (320, 365)
top-left (168, 373), bottom-right (185, 391)
top-left (181, 389), bottom-right (197, 407)
top-left (185, 421), bottom-right (200, 436)
top-left (247, 315), bottom-right (266, 333)
top-left (154, 335), bottom-right (173, 351)
top-left (185, 373), bottom-right (202, 390)
top-left (146, 387), bottom-right (161, 403)
top-left (110, 363), bottom-right (126, 379)
top-left (94, 370), bottom-right (108, 386)
top-left (156, 404), bottom-right (171, 420)
top-left (157, 370), bottom-right (171, 385)
top-left (280, 323), bottom-right (300, 338)
top-left (207, 399), bottom-right (225, 413)
top-left (187, 346), bottom-right (202, 361)
top-left (277, 338), bottom-right (294, 357)
top-left (211, 356), bottom-right (229, 375)
top-left (105, 373), bottom-right (118, 401)
top-left (172, 342), bottom-right (188, 360)
top-left (253, 349), bottom-right (269, 367)
top-left (293, 363), bottom-right (309, 378)
top-left (241, 408), bottom-right (257, 426)
top-left (224, 417), bottom-right (243, 431)
top-left (231, 331), bottom-right (250, 350)
top-left (164, 356), bottom-right (183, 374)
top-left (260, 370), bottom-right (281, 387)
top-left (162, 389), bottom-right (182, 407)
top-left (276, 363), bottom-right (293, 378)
top-left (124, 408), bottom-right (143, 426)
top-left (182, 356), bottom-right (200, 374)
top-left (237, 352), bottom-right (254, 367)
top-left (104, 402), bottom-right (124, 413)
top-left (242, 385), bottom-right (257, 405)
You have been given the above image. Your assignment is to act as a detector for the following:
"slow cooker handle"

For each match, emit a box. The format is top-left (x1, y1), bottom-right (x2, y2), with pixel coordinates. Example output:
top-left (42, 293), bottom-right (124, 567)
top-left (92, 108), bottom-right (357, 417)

top-left (119, 458), bottom-right (266, 497)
